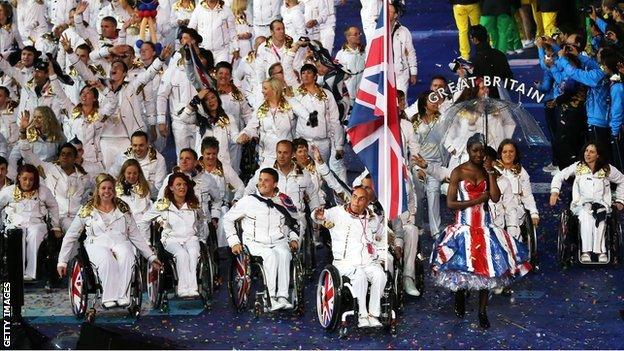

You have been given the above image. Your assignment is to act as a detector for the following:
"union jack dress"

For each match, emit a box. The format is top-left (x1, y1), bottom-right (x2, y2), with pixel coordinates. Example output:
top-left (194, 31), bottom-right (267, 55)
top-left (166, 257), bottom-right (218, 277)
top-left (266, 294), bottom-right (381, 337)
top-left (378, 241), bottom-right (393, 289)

top-left (430, 180), bottom-right (532, 291)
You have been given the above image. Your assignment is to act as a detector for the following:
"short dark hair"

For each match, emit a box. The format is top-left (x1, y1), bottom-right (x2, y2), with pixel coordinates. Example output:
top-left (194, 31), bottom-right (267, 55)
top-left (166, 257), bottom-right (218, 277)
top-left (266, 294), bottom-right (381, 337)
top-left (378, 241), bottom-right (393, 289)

top-left (76, 43), bottom-right (92, 53)
top-left (260, 167), bottom-right (279, 183)
top-left (300, 63), bottom-right (318, 75)
top-left (469, 25), bottom-right (489, 43)
top-left (112, 60), bottom-right (129, 73)
top-left (276, 139), bottom-right (294, 152)
top-left (430, 75), bottom-right (448, 84)
top-left (269, 19), bottom-right (284, 32)
top-left (484, 146), bottom-right (498, 160)
top-left (101, 16), bottom-right (117, 27)
top-left (17, 164), bottom-right (40, 190)
top-left (140, 41), bottom-right (156, 51)
top-left (131, 130), bottom-right (149, 141)
top-left (22, 46), bottom-right (38, 55)
top-left (268, 62), bottom-right (283, 76)
top-left (0, 156), bottom-right (8, 167)
top-left (201, 136), bottom-right (220, 153)
top-left (58, 142), bottom-right (78, 158)
top-left (215, 61), bottom-right (233, 73)
top-left (292, 138), bottom-right (308, 150)
top-left (0, 86), bottom-right (9, 97)
top-left (180, 148), bottom-right (198, 160)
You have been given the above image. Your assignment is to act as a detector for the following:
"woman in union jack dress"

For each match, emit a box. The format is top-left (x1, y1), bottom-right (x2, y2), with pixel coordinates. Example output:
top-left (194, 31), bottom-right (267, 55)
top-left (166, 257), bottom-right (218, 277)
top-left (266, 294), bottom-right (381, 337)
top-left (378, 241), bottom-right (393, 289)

top-left (430, 133), bottom-right (531, 329)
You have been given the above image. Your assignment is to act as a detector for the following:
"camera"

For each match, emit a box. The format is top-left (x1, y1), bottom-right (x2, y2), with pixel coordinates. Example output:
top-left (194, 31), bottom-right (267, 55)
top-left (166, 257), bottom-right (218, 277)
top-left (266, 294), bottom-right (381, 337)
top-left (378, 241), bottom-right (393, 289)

top-left (307, 111), bottom-right (319, 128)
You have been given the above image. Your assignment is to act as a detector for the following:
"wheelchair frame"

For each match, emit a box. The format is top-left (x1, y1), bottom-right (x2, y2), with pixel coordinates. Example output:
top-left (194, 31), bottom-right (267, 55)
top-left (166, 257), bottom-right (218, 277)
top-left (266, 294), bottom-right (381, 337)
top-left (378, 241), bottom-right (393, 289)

top-left (68, 231), bottom-right (143, 323)
top-left (146, 221), bottom-right (216, 312)
top-left (520, 209), bottom-right (539, 270)
top-left (316, 264), bottom-right (398, 338)
top-left (557, 208), bottom-right (624, 267)
top-left (227, 244), bottom-right (305, 317)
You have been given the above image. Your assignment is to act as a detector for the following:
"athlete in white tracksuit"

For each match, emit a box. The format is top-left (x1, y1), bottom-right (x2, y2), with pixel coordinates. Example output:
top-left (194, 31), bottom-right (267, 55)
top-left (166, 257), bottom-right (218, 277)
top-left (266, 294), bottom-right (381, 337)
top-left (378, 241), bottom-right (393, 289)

top-left (0, 178), bottom-right (60, 281)
top-left (140, 185), bottom-right (206, 298)
top-left (57, 175), bottom-right (158, 307)
top-left (312, 186), bottom-right (386, 328)
top-left (223, 168), bottom-right (300, 310)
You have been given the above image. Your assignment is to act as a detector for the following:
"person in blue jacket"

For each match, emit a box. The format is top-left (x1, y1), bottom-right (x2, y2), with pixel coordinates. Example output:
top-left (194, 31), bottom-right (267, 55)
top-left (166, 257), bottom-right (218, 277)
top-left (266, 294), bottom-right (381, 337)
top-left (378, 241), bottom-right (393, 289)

top-left (599, 47), bottom-right (624, 170)
top-left (555, 33), bottom-right (610, 159)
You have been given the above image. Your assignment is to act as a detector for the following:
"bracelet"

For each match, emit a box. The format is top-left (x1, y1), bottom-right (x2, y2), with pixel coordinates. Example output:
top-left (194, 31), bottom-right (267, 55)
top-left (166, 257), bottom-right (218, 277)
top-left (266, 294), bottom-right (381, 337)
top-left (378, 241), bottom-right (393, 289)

top-left (486, 170), bottom-right (496, 174)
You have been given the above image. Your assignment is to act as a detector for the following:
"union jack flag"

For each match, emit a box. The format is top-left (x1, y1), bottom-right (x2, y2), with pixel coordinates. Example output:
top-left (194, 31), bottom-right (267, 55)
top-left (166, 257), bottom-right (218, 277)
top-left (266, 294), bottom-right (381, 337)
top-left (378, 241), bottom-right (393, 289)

top-left (346, 1), bottom-right (407, 220)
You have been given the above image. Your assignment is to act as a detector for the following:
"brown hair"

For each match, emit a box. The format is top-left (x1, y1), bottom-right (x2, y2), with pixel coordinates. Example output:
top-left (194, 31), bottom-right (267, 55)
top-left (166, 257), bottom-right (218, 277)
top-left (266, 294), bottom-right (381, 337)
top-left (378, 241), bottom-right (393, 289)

top-left (164, 172), bottom-right (200, 209)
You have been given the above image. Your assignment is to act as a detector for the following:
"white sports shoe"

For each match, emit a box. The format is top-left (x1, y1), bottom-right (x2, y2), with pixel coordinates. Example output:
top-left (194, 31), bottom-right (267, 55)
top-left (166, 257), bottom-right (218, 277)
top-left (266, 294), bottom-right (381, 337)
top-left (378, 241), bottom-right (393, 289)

top-left (598, 253), bottom-right (608, 263)
top-left (270, 297), bottom-right (285, 311)
top-left (117, 297), bottom-right (130, 307)
top-left (404, 278), bottom-right (421, 297)
top-left (368, 316), bottom-right (383, 327)
top-left (278, 297), bottom-right (293, 309)
top-left (542, 163), bottom-right (558, 173)
top-left (580, 253), bottom-right (591, 263)
top-left (522, 40), bottom-right (535, 48)
top-left (358, 316), bottom-right (371, 328)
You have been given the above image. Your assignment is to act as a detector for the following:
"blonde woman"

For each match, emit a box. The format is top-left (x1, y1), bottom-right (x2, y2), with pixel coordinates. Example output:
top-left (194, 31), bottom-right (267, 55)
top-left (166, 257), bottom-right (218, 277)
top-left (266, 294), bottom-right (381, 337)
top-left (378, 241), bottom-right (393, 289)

top-left (231, 0), bottom-right (253, 58)
top-left (57, 173), bottom-right (161, 308)
top-left (236, 77), bottom-right (296, 166)
top-left (116, 159), bottom-right (153, 227)
top-left (10, 106), bottom-right (65, 179)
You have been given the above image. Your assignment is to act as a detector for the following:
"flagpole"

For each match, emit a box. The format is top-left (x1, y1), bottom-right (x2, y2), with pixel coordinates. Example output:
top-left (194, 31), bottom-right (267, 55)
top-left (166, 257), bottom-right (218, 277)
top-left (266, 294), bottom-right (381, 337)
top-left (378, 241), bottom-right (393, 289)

top-left (382, 0), bottom-right (390, 268)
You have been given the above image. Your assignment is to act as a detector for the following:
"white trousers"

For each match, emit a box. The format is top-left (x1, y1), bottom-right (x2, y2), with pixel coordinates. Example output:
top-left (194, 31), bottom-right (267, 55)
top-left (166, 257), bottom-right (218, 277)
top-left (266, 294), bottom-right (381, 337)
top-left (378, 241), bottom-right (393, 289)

top-left (319, 25), bottom-right (336, 54)
top-left (402, 223), bottom-right (419, 279)
top-left (335, 262), bottom-right (386, 317)
top-left (577, 206), bottom-right (607, 254)
top-left (100, 137), bottom-right (130, 171)
top-left (85, 241), bottom-right (135, 304)
top-left (210, 47), bottom-right (231, 65)
top-left (164, 237), bottom-right (200, 295)
top-left (172, 121), bottom-right (197, 158)
top-left (247, 241), bottom-right (292, 298)
top-left (21, 223), bottom-right (47, 279)
top-left (395, 70), bottom-right (410, 96)
top-left (413, 173), bottom-right (441, 236)
top-left (253, 25), bottom-right (271, 40)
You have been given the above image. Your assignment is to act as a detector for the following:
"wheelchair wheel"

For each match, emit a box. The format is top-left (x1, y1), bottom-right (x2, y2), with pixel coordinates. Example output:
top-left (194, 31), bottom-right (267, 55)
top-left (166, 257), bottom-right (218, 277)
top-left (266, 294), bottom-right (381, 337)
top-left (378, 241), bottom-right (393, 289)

top-left (198, 243), bottom-right (215, 307)
top-left (128, 260), bottom-right (143, 317)
top-left (394, 264), bottom-right (404, 312)
top-left (608, 214), bottom-right (623, 265)
top-left (521, 211), bottom-right (539, 270)
top-left (147, 265), bottom-right (163, 309)
top-left (316, 265), bottom-right (342, 331)
top-left (228, 252), bottom-right (252, 312)
top-left (557, 210), bottom-right (574, 267)
top-left (291, 253), bottom-right (305, 316)
top-left (382, 272), bottom-right (398, 336)
top-left (68, 258), bottom-right (88, 319)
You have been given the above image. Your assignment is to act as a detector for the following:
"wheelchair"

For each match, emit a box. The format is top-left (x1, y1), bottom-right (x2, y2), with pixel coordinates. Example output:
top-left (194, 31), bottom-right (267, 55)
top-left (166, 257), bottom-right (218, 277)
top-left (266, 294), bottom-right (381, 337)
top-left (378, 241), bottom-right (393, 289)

top-left (68, 231), bottom-right (143, 322)
top-left (0, 225), bottom-right (62, 290)
top-left (519, 209), bottom-right (539, 270)
top-left (146, 221), bottom-right (216, 312)
top-left (227, 244), bottom-right (304, 317)
top-left (316, 264), bottom-right (398, 338)
top-left (557, 208), bottom-right (624, 267)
